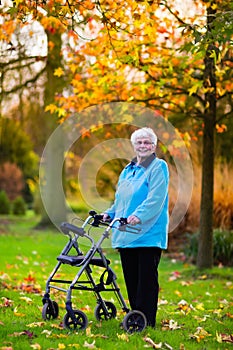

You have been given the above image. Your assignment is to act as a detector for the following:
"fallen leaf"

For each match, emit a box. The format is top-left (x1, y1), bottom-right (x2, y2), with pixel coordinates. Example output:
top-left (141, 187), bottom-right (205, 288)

top-left (8, 330), bottom-right (34, 338)
top-left (30, 344), bottom-right (41, 350)
top-left (161, 319), bottom-right (182, 331)
top-left (143, 337), bottom-right (162, 348)
top-left (41, 330), bottom-right (52, 336)
top-left (20, 296), bottom-right (33, 304)
top-left (196, 303), bottom-right (204, 311)
top-left (218, 333), bottom-right (233, 343)
top-left (13, 307), bottom-right (25, 317)
top-left (0, 297), bottom-right (13, 307)
top-left (117, 333), bottom-right (129, 342)
top-left (164, 343), bottom-right (173, 350)
top-left (27, 322), bottom-right (45, 327)
top-left (83, 340), bottom-right (96, 349)
top-left (169, 271), bottom-right (181, 281)
top-left (190, 327), bottom-right (212, 342)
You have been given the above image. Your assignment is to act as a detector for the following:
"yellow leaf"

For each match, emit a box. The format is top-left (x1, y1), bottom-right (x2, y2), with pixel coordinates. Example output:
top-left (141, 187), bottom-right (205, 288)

top-left (27, 322), bottom-right (45, 327)
top-left (68, 344), bottom-right (80, 348)
top-left (13, 307), bottom-right (25, 317)
top-left (58, 344), bottom-right (66, 349)
top-left (174, 290), bottom-right (182, 297)
top-left (20, 296), bottom-right (32, 304)
top-left (57, 108), bottom-right (66, 118)
top-left (196, 303), bottom-right (204, 311)
top-left (216, 331), bottom-right (222, 343)
top-left (30, 344), bottom-right (41, 350)
top-left (54, 67), bottom-right (64, 77)
top-left (45, 104), bottom-right (57, 114)
top-left (117, 333), bottom-right (129, 342)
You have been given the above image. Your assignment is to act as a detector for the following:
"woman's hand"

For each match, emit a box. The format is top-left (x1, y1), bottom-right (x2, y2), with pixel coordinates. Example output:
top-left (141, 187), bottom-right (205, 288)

top-left (102, 213), bottom-right (111, 222)
top-left (127, 215), bottom-right (141, 225)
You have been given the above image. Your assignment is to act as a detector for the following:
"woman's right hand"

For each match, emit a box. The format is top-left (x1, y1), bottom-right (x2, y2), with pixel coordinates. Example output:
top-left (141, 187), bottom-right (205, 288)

top-left (102, 213), bottom-right (111, 222)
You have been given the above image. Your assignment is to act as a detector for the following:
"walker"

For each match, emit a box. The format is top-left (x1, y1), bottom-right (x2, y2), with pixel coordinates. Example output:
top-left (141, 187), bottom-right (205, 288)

top-left (41, 211), bottom-right (147, 333)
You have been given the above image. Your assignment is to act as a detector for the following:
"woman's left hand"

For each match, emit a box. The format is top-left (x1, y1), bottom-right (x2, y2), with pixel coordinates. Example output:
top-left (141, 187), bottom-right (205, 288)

top-left (127, 215), bottom-right (141, 225)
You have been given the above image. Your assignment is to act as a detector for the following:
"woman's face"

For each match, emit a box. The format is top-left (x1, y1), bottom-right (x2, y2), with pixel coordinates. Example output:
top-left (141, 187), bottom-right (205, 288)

top-left (133, 137), bottom-right (156, 159)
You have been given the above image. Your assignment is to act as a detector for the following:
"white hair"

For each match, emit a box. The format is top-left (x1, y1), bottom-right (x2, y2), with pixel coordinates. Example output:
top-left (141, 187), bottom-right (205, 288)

top-left (130, 127), bottom-right (158, 146)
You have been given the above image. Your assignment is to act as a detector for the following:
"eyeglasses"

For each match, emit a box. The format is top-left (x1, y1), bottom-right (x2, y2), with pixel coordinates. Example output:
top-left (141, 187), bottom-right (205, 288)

top-left (134, 141), bottom-right (154, 146)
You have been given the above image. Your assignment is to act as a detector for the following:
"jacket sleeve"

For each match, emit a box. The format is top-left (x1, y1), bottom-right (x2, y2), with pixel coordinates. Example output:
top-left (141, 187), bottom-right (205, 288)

top-left (104, 168), bottom-right (125, 219)
top-left (132, 160), bottom-right (169, 225)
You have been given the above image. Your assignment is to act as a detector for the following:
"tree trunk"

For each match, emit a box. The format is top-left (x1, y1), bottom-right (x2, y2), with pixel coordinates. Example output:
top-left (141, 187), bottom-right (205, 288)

top-left (38, 30), bottom-right (67, 227)
top-left (197, 4), bottom-right (217, 269)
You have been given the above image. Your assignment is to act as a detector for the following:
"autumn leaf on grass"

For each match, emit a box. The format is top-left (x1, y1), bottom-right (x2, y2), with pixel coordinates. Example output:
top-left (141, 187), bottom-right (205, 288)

top-left (193, 315), bottom-right (210, 323)
top-left (190, 327), bottom-right (212, 342)
top-left (51, 323), bottom-right (64, 330)
top-left (180, 280), bottom-right (193, 287)
top-left (169, 271), bottom-right (181, 281)
top-left (8, 330), bottom-right (34, 338)
top-left (83, 340), bottom-right (96, 349)
top-left (117, 333), bottom-right (129, 342)
top-left (41, 329), bottom-right (52, 337)
top-left (158, 299), bottom-right (168, 306)
top-left (216, 332), bottom-right (233, 343)
top-left (143, 337), bottom-right (162, 348)
top-left (161, 319), bottom-right (182, 331)
top-left (20, 296), bottom-right (33, 304)
top-left (67, 344), bottom-right (80, 348)
top-left (0, 297), bottom-right (13, 307)
top-left (30, 344), bottom-right (41, 350)
top-left (13, 306), bottom-right (25, 317)
top-left (177, 299), bottom-right (195, 314)
top-left (27, 321), bottom-right (45, 327)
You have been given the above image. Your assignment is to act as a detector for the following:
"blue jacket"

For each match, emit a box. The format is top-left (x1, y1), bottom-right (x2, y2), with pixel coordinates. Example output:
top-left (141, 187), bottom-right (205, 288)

top-left (105, 154), bottom-right (169, 249)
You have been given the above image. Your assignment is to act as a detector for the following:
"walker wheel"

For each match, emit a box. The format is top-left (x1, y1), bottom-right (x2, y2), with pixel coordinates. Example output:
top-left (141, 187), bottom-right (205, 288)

top-left (63, 310), bottom-right (88, 331)
top-left (122, 310), bottom-right (147, 333)
top-left (42, 300), bottom-right (59, 320)
top-left (94, 301), bottom-right (117, 321)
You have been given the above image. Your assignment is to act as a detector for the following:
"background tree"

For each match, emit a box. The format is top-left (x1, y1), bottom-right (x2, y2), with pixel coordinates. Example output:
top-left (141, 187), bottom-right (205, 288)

top-left (0, 8), bottom-right (67, 225)
top-left (45, 0), bottom-right (232, 268)
top-left (1, 0), bottom-right (233, 266)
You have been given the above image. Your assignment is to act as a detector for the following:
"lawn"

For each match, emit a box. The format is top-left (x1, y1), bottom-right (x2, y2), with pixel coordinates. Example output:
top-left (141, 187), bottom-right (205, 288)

top-left (0, 212), bottom-right (232, 350)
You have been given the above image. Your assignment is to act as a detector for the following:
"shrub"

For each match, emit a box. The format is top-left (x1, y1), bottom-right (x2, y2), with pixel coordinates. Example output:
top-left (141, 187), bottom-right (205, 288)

top-left (0, 162), bottom-right (24, 200)
top-left (12, 196), bottom-right (27, 215)
top-left (0, 190), bottom-right (11, 214)
top-left (213, 230), bottom-right (233, 266)
top-left (185, 230), bottom-right (233, 266)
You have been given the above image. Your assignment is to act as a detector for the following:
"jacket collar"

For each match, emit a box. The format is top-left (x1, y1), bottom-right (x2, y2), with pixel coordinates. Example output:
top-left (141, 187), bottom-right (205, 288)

top-left (129, 153), bottom-right (156, 169)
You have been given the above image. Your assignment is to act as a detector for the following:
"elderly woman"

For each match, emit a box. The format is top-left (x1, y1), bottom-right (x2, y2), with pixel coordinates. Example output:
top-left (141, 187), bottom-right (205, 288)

top-left (103, 127), bottom-right (169, 328)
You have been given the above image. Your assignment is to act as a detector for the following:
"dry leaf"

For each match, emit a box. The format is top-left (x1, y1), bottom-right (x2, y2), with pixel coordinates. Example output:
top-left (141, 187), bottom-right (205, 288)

top-left (143, 337), bottom-right (162, 348)
top-left (161, 319), bottom-right (182, 330)
top-left (30, 344), bottom-right (41, 350)
top-left (117, 333), bottom-right (129, 342)
top-left (83, 340), bottom-right (96, 349)
top-left (190, 327), bottom-right (212, 342)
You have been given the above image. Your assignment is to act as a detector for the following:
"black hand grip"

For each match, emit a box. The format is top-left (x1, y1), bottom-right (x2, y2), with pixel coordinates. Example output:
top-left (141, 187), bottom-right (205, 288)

top-left (92, 214), bottom-right (104, 227)
top-left (89, 210), bottom-right (97, 216)
top-left (119, 217), bottom-right (128, 225)
top-left (60, 222), bottom-right (85, 236)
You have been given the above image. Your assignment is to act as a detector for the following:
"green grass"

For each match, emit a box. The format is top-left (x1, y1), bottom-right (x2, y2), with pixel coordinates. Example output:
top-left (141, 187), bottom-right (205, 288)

top-left (0, 212), bottom-right (232, 350)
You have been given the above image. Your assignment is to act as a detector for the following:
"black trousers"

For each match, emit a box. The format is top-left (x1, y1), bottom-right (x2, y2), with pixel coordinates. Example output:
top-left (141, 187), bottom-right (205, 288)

top-left (119, 247), bottom-right (162, 327)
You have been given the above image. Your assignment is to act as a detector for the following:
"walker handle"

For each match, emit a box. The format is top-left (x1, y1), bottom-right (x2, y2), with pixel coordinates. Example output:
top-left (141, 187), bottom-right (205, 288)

top-left (118, 217), bottom-right (141, 233)
top-left (60, 222), bottom-right (85, 237)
